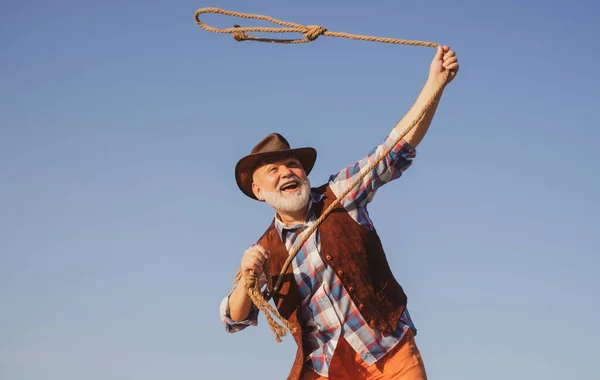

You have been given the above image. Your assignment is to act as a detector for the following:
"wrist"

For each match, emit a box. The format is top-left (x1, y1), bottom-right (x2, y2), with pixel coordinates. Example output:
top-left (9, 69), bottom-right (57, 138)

top-left (426, 74), bottom-right (446, 89)
top-left (236, 271), bottom-right (248, 289)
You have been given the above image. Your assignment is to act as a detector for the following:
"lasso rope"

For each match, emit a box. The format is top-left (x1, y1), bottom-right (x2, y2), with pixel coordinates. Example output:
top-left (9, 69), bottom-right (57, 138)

top-left (194, 7), bottom-right (450, 342)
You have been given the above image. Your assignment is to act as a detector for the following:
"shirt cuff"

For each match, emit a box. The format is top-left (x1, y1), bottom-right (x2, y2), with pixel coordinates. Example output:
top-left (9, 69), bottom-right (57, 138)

top-left (386, 128), bottom-right (416, 155)
top-left (219, 293), bottom-right (259, 333)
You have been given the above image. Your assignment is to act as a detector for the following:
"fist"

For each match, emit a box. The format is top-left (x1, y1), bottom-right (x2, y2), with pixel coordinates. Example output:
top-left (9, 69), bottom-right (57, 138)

top-left (240, 244), bottom-right (270, 283)
top-left (429, 45), bottom-right (459, 84)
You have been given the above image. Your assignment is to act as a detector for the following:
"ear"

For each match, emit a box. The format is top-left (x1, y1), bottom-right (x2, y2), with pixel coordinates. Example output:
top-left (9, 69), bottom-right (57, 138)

top-left (251, 182), bottom-right (263, 201)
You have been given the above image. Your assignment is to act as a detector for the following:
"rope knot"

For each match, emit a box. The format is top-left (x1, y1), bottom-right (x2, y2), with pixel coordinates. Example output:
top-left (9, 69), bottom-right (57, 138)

top-left (232, 24), bottom-right (247, 41)
top-left (303, 25), bottom-right (327, 41)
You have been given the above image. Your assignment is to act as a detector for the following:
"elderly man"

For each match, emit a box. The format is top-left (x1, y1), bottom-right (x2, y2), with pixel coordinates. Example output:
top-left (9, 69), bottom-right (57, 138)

top-left (220, 46), bottom-right (459, 380)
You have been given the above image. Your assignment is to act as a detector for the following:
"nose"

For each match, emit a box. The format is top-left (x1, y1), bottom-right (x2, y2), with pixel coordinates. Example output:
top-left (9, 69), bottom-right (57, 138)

top-left (279, 165), bottom-right (293, 177)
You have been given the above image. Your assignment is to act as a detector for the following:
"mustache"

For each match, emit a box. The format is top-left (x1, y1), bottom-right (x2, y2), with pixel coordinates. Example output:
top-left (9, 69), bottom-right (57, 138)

top-left (276, 175), bottom-right (306, 191)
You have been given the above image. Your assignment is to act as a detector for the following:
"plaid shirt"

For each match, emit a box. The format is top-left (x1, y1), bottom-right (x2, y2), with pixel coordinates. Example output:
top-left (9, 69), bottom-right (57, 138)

top-left (220, 128), bottom-right (417, 378)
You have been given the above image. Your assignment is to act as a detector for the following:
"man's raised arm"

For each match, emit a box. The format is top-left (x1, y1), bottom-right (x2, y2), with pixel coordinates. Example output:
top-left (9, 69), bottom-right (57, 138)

top-left (400, 45), bottom-right (459, 148)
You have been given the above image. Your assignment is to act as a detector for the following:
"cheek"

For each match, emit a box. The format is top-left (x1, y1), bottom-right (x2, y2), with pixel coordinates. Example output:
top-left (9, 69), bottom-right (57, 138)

top-left (293, 169), bottom-right (307, 180)
top-left (262, 175), bottom-right (280, 191)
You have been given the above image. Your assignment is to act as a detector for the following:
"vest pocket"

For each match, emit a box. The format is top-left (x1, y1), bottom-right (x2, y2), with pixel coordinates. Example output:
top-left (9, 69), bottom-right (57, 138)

top-left (376, 280), bottom-right (388, 301)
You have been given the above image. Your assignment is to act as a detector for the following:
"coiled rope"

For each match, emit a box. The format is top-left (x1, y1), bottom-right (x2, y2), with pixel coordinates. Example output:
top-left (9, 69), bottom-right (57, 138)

top-left (194, 7), bottom-right (450, 342)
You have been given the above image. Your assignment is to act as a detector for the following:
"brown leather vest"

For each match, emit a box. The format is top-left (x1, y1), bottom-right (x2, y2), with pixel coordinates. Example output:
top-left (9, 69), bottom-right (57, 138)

top-left (257, 184), bottom-right (408, 380)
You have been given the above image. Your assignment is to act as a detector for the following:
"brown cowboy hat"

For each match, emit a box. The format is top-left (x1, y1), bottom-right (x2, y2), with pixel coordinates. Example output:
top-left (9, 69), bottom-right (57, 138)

top-left (235, 133), bottom-right (317, 200)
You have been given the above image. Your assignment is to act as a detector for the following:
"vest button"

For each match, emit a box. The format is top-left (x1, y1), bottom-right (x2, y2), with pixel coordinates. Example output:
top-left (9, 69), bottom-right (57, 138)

top-left (369, 320), bottom-right (376, 327)
top-left (325, 255), bottom-right (332, 260)
top-left (337, 270), bottom-right (344, 276)
top-left (359, 303), bottom-right (365, 310)
top-left (348, 286), bottom-right (354, 292)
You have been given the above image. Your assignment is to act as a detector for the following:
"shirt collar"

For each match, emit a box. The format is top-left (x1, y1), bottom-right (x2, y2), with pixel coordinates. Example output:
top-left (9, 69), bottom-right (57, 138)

top-left (273, 190), bottom-right (324, 240)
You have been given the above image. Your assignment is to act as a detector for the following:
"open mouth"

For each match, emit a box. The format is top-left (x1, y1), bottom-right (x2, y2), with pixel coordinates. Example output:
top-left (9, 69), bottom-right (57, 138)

top-left (279, 181), bottom-right (300, 193)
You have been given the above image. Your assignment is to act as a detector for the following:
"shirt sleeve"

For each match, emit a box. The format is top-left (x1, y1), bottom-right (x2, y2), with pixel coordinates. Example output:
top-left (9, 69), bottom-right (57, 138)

top-left (328, 128), bottom-right (416, 228)
top-left (219, 272), bottom-right (268, 333)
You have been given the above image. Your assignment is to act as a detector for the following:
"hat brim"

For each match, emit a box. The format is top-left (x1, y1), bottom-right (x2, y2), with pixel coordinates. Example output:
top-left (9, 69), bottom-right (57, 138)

top-left (235, 147), bottom-right (317, 200)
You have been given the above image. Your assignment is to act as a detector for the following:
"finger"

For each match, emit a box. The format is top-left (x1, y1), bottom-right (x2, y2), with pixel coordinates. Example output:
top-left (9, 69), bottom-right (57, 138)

top-left (254, 257), bottom-right (267, 273)
top-left (246, 257), bottom-right (263, 272)
top-left (251, 254), bottom-right (265, 265)
top-left (251, 247), bottom-right (270, 261)
top-left (244, 253), bottom-right (264, 266)
top-left (434, 45), bottom-right (443, 60)
top-left (443, 57), bottom-right (458, 66)
top-left (252, 244), bottom-right (267, 255)
top-left (446, 63), bottom-right (459, 71)
top-left (444, 50), bottom-right (455, 58)
top-left (443, 45), bottom-right (449, 52)
top-left (256, 245), bottom-right (271, 260)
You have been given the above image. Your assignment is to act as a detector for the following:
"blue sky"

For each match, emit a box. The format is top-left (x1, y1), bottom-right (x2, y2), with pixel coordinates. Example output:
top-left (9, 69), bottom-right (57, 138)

top-left (1, 0), bottom-right (599, 379)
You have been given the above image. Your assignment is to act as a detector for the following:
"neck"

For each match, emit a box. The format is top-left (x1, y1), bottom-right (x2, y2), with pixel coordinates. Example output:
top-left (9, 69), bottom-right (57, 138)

top-left (276, 205), bottom-right (309, 226)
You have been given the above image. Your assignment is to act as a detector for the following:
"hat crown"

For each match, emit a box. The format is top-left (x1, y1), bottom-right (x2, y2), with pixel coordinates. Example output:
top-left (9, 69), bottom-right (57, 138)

top-left (251, 133), bottom-right (291, 155)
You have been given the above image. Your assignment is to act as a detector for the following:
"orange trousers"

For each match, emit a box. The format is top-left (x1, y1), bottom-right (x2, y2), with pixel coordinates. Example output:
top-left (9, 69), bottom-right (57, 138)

top-left (299, 329), bottom-right (427, 380)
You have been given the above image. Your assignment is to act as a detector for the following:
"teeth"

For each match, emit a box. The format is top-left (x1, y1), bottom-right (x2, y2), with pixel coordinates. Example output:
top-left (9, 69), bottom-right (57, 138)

top-left (280, 182), bottom-right (297, 190)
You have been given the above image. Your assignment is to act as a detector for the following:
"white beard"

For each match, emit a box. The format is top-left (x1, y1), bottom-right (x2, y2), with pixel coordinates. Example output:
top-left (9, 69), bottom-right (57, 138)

top-left (261, 177), bottom-right (311, 213)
